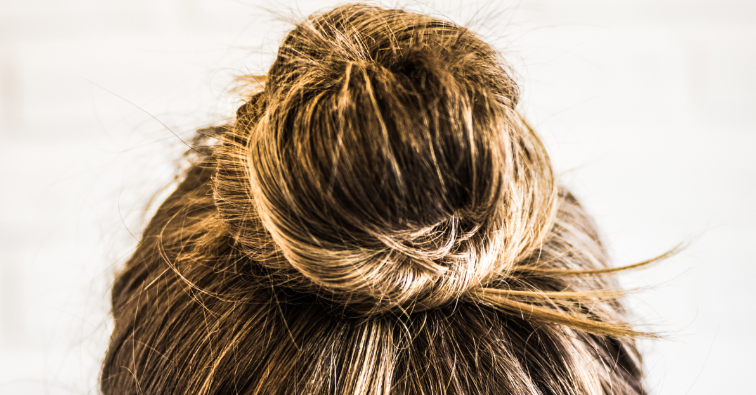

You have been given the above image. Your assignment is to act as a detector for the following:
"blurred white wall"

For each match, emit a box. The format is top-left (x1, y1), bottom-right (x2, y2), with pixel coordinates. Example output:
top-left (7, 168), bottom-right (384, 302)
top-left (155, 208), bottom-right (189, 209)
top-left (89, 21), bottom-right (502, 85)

top-left (1, 0), bottom-right (754, 393)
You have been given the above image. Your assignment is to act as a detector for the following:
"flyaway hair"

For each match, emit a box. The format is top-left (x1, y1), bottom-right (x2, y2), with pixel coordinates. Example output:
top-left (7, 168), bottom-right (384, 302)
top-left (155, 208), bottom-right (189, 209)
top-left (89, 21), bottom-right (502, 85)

top-left (101, 4), bottom-right (663, 395)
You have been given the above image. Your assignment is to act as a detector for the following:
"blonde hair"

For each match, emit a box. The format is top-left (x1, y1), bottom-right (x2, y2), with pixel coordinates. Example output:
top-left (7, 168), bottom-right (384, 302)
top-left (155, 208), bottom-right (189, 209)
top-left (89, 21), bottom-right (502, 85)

top-left (101, 4), bottom-right (662, 394)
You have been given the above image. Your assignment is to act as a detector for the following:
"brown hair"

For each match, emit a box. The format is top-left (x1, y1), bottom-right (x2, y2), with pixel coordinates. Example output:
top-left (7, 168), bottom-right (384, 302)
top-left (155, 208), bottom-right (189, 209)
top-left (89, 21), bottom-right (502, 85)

top-left (101, 4), bottom-right (660, 394)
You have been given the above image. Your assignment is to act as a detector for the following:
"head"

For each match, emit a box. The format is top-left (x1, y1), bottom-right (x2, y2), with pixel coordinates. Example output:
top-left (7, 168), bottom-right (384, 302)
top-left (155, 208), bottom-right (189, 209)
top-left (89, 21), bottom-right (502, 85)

top-left (101, 4), bottom-right (648, 394)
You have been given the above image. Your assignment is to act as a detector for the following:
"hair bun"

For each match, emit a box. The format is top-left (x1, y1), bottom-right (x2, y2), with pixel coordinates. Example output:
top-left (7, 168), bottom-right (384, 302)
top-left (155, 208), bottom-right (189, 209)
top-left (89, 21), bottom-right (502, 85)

top-left (213, 5), bottom-right (557, 315)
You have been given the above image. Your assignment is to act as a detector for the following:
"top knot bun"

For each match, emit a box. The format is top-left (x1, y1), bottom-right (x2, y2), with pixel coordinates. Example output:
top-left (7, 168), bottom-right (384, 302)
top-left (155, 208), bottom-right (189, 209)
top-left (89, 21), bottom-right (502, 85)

top-left (213, 4), bottom-right (557, 315)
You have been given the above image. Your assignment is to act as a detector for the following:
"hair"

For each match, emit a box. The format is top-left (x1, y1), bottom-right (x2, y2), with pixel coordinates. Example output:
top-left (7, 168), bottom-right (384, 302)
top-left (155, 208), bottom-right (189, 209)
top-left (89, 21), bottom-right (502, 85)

top-left (101, 4), bottom-right (663, 394)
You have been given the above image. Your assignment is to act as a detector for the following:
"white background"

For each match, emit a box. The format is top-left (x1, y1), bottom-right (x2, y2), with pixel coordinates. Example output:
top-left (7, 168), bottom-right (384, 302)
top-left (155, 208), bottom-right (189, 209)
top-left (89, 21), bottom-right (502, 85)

top-left (1, 0), bottom-right (754, 393)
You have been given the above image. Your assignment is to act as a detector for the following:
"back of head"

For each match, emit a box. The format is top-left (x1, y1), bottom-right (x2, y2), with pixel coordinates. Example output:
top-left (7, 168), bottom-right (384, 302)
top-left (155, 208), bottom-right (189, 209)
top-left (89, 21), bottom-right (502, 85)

top-left (101, 4), bottom-right (647, 395)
